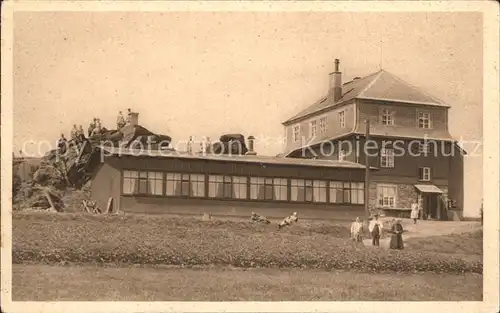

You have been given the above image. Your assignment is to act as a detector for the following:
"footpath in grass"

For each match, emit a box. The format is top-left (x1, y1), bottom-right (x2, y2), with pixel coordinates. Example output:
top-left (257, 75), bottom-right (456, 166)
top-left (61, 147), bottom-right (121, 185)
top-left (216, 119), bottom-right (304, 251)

top-left (12, 212), bottom-right (483, 273)
top-left (12, 263), bottom-right (483, 301)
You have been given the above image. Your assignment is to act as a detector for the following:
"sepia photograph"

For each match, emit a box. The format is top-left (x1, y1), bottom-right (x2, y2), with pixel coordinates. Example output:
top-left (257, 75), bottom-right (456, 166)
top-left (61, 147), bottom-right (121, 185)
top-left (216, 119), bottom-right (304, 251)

top-left (1, 1), bottom-right (499, 312)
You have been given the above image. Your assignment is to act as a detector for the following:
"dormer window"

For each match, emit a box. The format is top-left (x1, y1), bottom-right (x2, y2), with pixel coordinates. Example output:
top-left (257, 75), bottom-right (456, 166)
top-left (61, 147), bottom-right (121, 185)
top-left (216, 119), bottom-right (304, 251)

top-left (418, 111), bottom-right (432, 129)
top-left (380, 108), bottom-right (395, 126)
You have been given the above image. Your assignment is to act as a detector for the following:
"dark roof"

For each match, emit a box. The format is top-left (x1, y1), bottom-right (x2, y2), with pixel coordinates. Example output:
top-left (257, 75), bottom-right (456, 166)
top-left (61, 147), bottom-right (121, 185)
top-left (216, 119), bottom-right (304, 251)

top-left (100, 146), bottom-right (376, 170)
top-left (283, 69), bottom-right (449, 125)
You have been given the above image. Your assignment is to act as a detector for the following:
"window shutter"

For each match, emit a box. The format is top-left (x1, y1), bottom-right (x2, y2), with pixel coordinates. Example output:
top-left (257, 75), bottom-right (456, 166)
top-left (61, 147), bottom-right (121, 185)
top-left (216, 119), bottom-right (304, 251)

top-left (418, 167), bottom-right (423, 180)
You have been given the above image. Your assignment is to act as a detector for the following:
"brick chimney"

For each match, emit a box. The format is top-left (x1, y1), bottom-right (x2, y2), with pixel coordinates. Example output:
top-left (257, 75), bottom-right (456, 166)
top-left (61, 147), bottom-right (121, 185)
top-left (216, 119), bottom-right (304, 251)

top-left (129, 112), bottom-right (139, 126)
top-left (329, 59), bottom-right (342, 102)
top-left (245, 136), bottom-right (257, 155)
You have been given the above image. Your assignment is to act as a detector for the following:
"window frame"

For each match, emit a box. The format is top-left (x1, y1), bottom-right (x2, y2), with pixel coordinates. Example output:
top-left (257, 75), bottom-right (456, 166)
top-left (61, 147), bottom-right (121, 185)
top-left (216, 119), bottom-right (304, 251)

top-left (292, 124), bottom-right (301, 143)
top-left (417, 111), bottom-right (432, 129)
top-left (377, 184), bottom-right (397, 208)
top-left (319, 116), bottom-right (328, 134)
top-left (418, 167), bottom-right (431, 181)
top-left (122, 170), bottom-right (164, 196)
top-left (309, 120), bottom-right (317, 138)
top-left (380, 147), bottom-right (395, 168)
top-left (338, 110), bottom-right (346, 128)
top-left (379, 107), bottom-right (395, 126)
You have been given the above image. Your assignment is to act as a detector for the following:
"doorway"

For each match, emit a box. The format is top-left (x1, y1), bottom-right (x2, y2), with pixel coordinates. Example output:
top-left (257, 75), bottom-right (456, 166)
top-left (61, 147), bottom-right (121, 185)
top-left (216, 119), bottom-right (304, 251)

top-left (421, 193), bottom-right (440, 220)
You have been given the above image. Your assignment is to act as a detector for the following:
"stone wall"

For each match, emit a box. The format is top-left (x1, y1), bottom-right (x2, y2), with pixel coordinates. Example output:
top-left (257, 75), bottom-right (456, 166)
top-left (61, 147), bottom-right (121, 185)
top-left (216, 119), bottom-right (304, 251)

top-left (397, 184), bottom-right (419, 209)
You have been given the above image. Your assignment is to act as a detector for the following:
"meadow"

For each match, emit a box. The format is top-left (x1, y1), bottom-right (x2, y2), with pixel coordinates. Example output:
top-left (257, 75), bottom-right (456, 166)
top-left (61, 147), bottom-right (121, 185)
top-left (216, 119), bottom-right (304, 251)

top-left (11, 211), bottom-right (483, 300)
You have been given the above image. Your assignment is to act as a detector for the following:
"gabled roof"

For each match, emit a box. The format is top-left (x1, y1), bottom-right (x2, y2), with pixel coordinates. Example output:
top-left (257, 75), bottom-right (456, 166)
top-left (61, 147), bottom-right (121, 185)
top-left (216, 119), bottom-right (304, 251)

top-left (282, 69), bottom-right (449, 125)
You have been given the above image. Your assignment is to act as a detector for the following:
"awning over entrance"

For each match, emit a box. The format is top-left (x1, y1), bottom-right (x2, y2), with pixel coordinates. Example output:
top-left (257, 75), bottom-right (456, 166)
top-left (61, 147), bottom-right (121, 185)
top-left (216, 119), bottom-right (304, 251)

top-left (414, 184), bottom-right (443, 194)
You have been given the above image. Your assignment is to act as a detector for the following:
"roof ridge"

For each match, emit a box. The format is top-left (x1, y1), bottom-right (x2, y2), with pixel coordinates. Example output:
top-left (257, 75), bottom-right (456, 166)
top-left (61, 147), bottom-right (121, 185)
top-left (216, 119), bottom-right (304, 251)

top-left (357, 69), bottom-right (384, 98)
top-left (378, 70), bottom-right (448, 106)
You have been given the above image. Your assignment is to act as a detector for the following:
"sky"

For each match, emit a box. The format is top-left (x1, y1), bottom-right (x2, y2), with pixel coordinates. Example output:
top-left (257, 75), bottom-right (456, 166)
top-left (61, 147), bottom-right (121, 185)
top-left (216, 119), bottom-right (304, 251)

top-left (13, 11), bottom-right (483, 216)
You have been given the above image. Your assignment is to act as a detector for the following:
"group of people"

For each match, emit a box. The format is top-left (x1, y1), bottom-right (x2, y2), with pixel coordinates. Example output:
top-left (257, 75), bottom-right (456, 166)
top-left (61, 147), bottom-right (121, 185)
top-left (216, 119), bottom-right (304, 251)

top-left (116, 108), bottom-right (133, 129)
top-left (350, 214), bottom-right (405, 250)
top-left (250, 211), bottom-right (299, 230)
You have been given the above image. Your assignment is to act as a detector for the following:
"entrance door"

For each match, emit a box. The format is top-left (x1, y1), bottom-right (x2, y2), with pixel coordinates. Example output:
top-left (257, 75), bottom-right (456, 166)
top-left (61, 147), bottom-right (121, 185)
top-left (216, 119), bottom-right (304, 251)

top-left (422, 193), bottom-right (438, 220)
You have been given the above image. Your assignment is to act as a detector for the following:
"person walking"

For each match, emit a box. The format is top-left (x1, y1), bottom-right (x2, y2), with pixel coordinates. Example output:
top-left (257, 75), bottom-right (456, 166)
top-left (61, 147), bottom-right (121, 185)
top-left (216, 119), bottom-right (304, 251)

top-left (350, 217), bottom-right (364, 244)
top-left (410, 200), bottom-right (420, 224)
top-left (368, 214), bottom-right (383, 246)
top-left (389, 219), bottom-right (404, 250)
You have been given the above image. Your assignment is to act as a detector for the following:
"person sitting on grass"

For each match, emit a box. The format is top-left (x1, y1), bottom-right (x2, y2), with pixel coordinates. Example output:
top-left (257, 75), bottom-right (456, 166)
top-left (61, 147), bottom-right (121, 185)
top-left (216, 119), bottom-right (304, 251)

top-left (250, 212), bottom-right (271, 224)
top-left (277, 212), bottom-right (298, 230)
top-left (389, 219), bottom-right (404, 250)
top-left (350, 217), bottom-right (364, 243)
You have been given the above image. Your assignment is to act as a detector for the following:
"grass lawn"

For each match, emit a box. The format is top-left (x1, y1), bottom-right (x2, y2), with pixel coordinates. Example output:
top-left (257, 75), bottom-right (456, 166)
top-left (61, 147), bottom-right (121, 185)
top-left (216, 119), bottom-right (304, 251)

top-left (12, 264), bottom-right (482, 301)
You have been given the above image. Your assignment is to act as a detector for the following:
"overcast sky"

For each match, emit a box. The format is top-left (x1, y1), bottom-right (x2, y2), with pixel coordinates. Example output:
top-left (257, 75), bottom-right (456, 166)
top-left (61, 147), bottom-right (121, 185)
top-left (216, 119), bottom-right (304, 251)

top-left (13, 12), bottom-right (483, 216)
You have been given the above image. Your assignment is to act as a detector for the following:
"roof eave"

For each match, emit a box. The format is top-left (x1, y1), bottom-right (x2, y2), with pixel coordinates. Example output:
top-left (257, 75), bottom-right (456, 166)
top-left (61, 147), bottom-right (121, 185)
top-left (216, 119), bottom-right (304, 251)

top-left (282, 99), bottom-right (354, 126)
top-left (357, 96), bottom-right (451, 108)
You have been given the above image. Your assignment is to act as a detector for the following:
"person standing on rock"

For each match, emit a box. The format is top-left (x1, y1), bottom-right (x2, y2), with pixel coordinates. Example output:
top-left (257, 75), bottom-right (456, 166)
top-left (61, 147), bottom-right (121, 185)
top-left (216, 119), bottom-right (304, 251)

top-left (126, 108), bottom-right (132, 124)
top-left (368, 214), bottom-right (383, 246)
top-left (70, 124), bottom-right (78, 141)
top-left (88, 118), bottom-right (97, 137)
top-left (389, 219), bottom-right (404, 250)
top-left (410, 200), bottom-right (420, 224)
top-left (350, 217), bottom-right (364, 243)
top-left (116, 111), bottom-right (126, 129)
top-left (77, 125), bottom-right (86, 140)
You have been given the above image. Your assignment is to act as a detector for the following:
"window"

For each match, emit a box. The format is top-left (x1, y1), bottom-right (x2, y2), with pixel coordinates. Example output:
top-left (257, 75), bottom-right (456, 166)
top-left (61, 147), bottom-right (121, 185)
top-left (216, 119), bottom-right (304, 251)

top-left (380, 148), bottom-right (395, 168)
top-left (273, 178), bottom-right (288, 201)
top-left (319, 116), bottom-right (328, 134)
top-left (309, 120), bottom-right (317, 138)
top-left (329, 181), bottom-right (344, 204)
top-left (338, 149), bottom-right (346, 161)
top-left (209, 175), bottom-right (234, 198)
top-left (313, 180), bottom-right (327, 203)
top-left (292, 125), bottom-right (300, 143)
top-left (350, 182), bottom-right (365, 204)
top-left (418, 111), bottom-right (432, 129)
top-left (290, 179), bottom-right (313, 202)
top-left (232, 176), bottom-right (248, 199)
top-left (377, 184), bottom-right (397, 208)
top-left (123, 170), bottom-right (163, 196)
top-left (338, 110), bottom-right (346, 128)
top-left (418, 167), bottom-right (431, 181)
top-left (166, 173), bottom-right (205, 197)
top-left (418, 142), bottom-right (432, 155)
top-left (328, 182), bottom-right (364, 204)
top-left (250, 177), bottom-right (287, 201)
top-left (380, 108), bottom-right (395, 126)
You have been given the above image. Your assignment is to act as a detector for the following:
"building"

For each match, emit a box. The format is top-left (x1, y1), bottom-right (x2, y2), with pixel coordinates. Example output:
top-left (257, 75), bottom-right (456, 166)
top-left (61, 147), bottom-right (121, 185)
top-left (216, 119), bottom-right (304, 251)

top-left (282, 59), bottom-right (465, 220)
top-left (90, 116), bottom-right (377, 220)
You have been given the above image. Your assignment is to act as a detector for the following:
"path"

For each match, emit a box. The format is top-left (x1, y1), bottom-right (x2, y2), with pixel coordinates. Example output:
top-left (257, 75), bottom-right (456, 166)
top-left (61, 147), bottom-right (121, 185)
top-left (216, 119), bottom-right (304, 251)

top-left (362, 218), bottom-right (481, 249)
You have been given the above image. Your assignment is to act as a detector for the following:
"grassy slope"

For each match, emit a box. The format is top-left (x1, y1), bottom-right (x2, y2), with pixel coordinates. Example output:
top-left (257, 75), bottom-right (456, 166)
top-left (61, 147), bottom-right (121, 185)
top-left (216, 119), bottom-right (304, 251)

top-left (12, 264), bottom-right (482, 301)
top-left (12, 212), bottom-right (482, 273)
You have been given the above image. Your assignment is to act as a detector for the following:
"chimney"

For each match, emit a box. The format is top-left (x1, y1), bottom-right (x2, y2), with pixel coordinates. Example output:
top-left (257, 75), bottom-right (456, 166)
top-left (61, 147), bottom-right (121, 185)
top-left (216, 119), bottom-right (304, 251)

top-left (129, 112), bottom-right (139, 126)
top-left (245, 136), bottom-right (257, 155)
top-left (328, 59), bottom-right (342, 102)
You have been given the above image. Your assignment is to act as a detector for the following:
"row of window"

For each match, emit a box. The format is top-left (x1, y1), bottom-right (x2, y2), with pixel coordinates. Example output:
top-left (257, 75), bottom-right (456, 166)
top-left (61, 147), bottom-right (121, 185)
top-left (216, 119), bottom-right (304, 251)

top-left (122, 171), bottom-right (365, 204)
top-left (380, 109), bottom-right (432, 129)
top-left (292, 109), bottom-right (433, 143)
